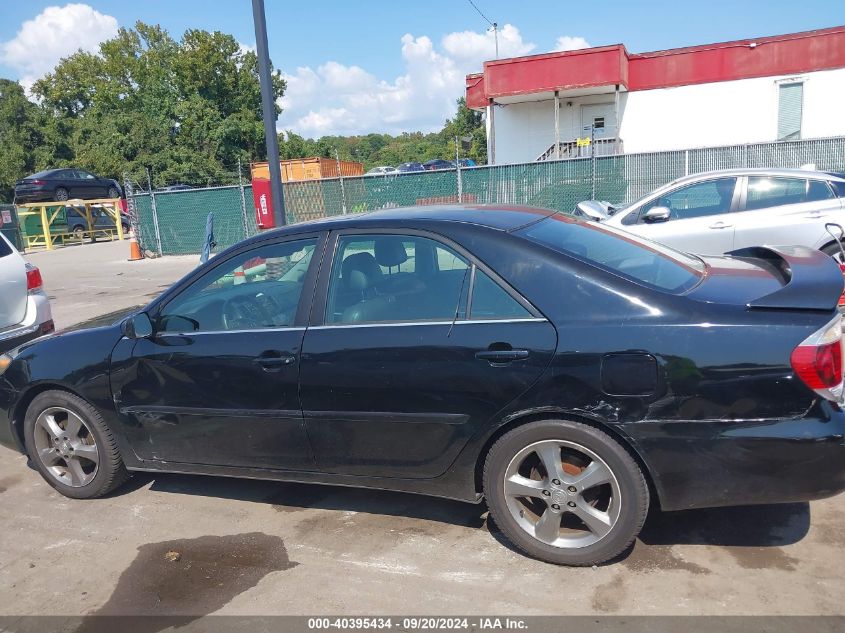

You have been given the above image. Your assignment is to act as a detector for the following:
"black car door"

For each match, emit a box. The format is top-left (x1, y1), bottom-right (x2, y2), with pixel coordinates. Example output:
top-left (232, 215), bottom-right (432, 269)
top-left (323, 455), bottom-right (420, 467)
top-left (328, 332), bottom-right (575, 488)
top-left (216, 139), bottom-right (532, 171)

top-left (298, 230), bottom-right (557, 479)
top-left (112, 233), bottom-right (325, 470)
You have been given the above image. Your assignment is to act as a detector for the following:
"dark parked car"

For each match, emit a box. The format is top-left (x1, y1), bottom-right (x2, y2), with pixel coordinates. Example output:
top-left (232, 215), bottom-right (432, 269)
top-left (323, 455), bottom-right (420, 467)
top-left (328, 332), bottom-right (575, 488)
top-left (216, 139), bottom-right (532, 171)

top-left (396, 162), bottom-right (425, 173)
top-left (423, 159), bottom-right (455, 171)
top-left (15, 169), bottom-right (122, 203)
top-left (2, 205), bottom-right (845, 566)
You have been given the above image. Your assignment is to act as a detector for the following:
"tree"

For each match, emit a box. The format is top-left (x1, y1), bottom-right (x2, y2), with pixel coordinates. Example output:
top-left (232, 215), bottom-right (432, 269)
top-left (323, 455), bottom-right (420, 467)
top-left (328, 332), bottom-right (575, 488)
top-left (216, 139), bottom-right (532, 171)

top-left (275, 99), bottom-right (487, 171)
top-left (28, 21), bottom-right (285, 189)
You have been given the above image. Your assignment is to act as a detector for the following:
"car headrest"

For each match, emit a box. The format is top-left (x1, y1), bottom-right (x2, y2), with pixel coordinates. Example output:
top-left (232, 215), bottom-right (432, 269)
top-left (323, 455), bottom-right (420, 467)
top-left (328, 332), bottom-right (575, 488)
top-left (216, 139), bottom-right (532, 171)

top-left (374, 238), bottom-right (408, 267)
top-left (342, 252), bottom-right (382, 291)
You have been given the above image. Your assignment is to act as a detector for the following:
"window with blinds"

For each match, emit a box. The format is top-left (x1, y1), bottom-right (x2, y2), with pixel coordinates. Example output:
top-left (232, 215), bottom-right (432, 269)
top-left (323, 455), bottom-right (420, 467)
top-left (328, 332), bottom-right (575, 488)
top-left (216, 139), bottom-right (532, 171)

top-left (777, 82), bottom-right (803, 141)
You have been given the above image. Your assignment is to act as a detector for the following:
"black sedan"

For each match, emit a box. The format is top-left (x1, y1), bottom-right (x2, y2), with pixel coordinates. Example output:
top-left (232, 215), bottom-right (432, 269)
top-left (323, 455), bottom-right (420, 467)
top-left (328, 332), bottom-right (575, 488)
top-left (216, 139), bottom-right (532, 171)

top-left (1, 205), bottom-right (845, 566)
top-left (423, 159), bottom-right (455, 171)
top-left (15, 169), bottom-right (122, 203)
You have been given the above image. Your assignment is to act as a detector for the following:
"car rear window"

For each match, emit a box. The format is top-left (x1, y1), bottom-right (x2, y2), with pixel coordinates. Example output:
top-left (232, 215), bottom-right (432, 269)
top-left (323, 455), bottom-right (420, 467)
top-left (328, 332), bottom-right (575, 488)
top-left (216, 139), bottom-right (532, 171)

top-left (517, 214), bottom-right (705, 293)
top-left (0, 234), bottom-right (13, 258)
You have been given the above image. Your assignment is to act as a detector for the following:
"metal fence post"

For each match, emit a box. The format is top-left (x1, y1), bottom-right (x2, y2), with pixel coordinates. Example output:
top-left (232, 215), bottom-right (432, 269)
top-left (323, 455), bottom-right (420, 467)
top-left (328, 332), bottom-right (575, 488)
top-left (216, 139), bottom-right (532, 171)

top-left (335, 150), bottom-right (348, 215)
top-left (147, 169), bottom-right (163, 256)
top-left (238, 158), bottom-right (250, 239)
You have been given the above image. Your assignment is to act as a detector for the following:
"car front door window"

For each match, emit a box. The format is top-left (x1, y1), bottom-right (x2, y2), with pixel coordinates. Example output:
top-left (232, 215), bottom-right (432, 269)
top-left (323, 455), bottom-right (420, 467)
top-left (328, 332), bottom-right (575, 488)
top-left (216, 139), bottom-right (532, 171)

top-left (159, 238), bottom-right (317, 333)
top-left (641, 178), bottom-right (738, 222)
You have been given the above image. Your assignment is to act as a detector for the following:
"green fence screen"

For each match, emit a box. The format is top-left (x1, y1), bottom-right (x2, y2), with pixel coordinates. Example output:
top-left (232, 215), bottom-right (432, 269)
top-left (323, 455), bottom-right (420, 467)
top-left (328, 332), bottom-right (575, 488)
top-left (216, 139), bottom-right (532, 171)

top-left (130, 136), bottom-right (845, 256)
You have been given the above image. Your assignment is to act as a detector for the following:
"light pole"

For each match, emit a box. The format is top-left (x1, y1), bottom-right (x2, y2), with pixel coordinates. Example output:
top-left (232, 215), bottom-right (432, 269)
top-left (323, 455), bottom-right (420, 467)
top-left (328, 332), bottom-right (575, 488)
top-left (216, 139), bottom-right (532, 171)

top-left (251, 0), bottom-right (286, 227)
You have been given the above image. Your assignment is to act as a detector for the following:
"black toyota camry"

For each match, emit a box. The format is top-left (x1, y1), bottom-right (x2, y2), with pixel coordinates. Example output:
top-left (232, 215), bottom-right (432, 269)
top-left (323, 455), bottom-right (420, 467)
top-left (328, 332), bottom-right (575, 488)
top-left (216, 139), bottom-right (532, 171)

top-left (1, 205), bottom-right (845, 566)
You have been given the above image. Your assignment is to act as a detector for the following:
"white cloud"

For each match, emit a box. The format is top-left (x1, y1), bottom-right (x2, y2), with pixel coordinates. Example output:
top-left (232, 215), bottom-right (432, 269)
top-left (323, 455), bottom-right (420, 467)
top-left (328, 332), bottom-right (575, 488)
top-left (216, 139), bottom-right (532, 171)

top-left (278, 24), bottom-right (534, 137)
top-left (554, 35), bottom-right (591, 52)
top-left (0, 3), bottom-right (119, 91)
top-left (442, 23), bottom-right (535, 62)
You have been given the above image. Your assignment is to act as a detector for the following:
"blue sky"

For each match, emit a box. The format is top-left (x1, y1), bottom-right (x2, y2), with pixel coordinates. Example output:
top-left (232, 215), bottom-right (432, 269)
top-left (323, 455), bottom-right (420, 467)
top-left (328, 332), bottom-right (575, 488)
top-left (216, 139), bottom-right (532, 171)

top-left (1, 1), bottom-right (842, 136)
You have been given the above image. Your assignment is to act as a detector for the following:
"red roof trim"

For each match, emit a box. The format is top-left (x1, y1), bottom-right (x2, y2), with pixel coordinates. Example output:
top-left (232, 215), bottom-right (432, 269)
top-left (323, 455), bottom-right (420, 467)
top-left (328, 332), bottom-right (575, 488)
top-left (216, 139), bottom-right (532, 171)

top-left (466, 26), bottom-right (845, 107)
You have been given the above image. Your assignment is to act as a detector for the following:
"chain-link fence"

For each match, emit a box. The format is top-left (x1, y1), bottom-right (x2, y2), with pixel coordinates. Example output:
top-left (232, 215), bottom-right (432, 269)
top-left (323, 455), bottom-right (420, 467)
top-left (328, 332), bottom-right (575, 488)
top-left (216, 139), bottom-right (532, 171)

top-left (130, 136), bottom-right (845, 256)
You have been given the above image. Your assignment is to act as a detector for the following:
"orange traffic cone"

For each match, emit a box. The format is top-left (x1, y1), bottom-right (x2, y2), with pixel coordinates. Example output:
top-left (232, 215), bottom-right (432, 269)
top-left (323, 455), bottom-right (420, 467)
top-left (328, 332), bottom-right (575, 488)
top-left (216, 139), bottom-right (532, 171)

top-left (128, 234), bottom-right (143, 261)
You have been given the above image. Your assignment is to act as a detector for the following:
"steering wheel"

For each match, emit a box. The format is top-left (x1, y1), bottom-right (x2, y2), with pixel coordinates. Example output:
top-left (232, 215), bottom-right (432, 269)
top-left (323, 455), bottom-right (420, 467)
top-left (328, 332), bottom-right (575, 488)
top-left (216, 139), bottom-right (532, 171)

top-left (222, 295), bottom-right (269, 330)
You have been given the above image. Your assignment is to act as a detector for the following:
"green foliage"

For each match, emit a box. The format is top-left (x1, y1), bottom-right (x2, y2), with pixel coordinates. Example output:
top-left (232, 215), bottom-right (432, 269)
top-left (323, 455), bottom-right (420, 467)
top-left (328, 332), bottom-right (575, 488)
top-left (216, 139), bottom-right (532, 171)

top-left (0, 21), bottom-right (284, 199)
top-left (278, 98), bottom-right (487, 170)
top-left (0, 21), bottom-right (485, 202)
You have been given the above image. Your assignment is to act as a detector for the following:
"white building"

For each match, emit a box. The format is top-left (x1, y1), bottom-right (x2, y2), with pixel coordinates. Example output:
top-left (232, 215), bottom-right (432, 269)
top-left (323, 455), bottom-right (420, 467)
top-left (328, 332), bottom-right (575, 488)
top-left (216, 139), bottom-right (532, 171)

top-left (465, 26), bottom-right (845, 165)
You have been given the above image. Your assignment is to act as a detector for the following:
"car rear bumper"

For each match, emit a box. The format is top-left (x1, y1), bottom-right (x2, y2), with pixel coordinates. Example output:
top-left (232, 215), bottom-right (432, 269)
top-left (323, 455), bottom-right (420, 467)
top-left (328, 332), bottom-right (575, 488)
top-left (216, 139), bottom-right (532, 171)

top-left (626, 402), bottom-right (845, 511)
top-left (0, 291), bottom-right (54, 354)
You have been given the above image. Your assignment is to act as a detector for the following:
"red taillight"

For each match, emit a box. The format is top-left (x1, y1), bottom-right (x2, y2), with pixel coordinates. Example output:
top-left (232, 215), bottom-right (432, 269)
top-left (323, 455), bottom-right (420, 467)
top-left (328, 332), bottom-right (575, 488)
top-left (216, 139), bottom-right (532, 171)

top-left (26, 265), bottom-right (43, 292)
top-left (790, 315), bottom-right (844, 401)
top-left (27, 179), bottom-right (45, 185)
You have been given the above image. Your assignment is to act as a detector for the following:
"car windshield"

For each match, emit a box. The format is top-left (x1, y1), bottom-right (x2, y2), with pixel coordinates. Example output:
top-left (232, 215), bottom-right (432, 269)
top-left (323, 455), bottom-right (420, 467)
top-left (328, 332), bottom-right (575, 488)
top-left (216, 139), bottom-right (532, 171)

top-left (517, 213), bottom-right (705, 293)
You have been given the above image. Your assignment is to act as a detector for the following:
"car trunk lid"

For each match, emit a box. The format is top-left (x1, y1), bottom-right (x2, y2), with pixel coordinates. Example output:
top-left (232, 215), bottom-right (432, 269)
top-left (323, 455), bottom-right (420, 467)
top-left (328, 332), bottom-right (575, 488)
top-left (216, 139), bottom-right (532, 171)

top-left (688, 245), bottom-right (844, 311)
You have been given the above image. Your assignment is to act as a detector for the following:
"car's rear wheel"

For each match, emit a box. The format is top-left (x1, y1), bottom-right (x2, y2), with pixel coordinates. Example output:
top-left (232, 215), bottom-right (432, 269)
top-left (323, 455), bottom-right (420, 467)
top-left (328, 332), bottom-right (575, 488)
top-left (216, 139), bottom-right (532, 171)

top-left (55, 187), bottom-right (69, 201)
top-left (483, 419), bottom-right (648, 566)
top-left (72, 225), bottom-right (85, 240)
top-left (107, 186), bottom-right (120, 199)
top-left (24, 390), bottom-right (129, 499)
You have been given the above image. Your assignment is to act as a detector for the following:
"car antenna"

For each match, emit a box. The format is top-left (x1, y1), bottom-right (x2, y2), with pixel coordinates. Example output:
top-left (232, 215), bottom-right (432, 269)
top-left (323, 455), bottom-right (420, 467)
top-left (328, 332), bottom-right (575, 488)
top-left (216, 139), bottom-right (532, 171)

top-left (447, 265), bottom-right (471, 338)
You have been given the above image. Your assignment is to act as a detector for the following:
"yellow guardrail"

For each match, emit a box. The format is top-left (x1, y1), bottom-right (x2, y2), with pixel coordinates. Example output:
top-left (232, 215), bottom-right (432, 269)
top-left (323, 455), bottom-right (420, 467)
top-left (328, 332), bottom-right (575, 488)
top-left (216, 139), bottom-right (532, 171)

top-left (16, 198), bottom-right (125, 251)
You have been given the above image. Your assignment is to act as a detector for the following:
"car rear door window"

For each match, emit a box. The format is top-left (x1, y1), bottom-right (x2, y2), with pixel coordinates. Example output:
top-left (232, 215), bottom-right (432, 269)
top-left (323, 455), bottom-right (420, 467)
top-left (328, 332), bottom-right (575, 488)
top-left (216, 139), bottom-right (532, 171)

top-left (807, 180), bottom-right (835, 202)
top-left (745, 177), bottom-right (817, 210)
top-left (640, 178), bottom-right (737, 221)
top-left (326, 234), bottom-right (470, 324)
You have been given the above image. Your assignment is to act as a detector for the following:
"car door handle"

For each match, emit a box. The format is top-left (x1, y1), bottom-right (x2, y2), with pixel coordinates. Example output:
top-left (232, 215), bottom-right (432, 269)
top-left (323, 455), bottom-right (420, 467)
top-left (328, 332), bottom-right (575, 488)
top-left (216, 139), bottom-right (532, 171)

top-left (254, 352), bottom-right (296, 371)
top-left (709, 222), bottom-right (733, 229)
top-left (475, 349), bottom-right (530, 364)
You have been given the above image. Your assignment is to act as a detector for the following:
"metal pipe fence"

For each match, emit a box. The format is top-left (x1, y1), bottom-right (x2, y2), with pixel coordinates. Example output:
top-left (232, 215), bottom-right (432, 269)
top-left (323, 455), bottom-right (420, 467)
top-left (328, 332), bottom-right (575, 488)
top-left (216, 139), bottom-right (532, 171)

top-left (130, 136), bottom-right (845, 256)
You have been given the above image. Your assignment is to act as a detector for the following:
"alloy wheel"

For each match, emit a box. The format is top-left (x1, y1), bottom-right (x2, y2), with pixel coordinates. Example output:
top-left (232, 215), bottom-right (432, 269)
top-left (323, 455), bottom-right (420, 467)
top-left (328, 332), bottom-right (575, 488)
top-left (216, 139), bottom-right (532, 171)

top-left (32, 407), bottom-right (99, 488)
top-left (503, 439), bottom-right (621, 549)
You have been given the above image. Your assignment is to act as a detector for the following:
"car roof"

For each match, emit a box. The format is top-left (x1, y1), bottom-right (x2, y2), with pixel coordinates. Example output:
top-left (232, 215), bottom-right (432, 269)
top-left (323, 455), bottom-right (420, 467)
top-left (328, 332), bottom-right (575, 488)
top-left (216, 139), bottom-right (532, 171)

top-left (243, 204), bottom-right (557, 244)
top-left (665, 167), bottom-right (845, 187)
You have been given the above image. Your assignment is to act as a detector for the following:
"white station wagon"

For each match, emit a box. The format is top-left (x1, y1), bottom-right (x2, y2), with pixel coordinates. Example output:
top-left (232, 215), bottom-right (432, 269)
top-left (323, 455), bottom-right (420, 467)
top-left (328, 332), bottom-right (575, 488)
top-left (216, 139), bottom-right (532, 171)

top-left (595, 168), bottom-right (845, 258)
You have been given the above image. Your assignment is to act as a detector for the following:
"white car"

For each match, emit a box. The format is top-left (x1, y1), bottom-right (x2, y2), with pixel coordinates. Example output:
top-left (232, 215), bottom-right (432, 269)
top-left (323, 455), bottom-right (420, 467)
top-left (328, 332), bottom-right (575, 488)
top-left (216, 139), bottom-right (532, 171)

top-left (597, 168), bottom-right (845, 258)
top-left (0, 233), bottom-right (53, 353)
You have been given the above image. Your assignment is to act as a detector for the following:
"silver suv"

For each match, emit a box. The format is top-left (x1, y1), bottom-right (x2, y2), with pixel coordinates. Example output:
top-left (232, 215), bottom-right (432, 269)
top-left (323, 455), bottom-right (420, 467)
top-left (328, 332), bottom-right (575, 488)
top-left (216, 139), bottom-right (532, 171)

top-left (0, 233), bottom-right (53, 353)
top-left (600, 169), bottom-right (845, 257)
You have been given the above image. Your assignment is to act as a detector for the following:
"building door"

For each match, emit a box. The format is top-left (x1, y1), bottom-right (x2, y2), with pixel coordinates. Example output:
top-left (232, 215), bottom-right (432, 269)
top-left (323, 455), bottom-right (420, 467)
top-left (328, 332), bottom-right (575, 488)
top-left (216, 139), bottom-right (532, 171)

top-left (580, 103), bottom-right (616, 140)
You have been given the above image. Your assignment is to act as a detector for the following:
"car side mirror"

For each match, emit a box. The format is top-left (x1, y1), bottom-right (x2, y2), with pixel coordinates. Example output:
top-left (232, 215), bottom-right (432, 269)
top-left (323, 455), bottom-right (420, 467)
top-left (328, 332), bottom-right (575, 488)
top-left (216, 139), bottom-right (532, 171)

top-left (643, 206), bottom-right (671, 223)
top-left (122, 312), bottom-right (154, 339)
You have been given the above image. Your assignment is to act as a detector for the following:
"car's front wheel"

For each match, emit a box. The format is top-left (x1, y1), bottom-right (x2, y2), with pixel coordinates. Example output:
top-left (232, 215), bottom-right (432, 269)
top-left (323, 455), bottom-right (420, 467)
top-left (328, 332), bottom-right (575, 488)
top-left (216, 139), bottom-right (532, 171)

top-left (24, 390), bottom-right (129, 499)
top-left (483, 419), bottom-right (648, 566)
top-left (107, 186), bottom-right (120, 199)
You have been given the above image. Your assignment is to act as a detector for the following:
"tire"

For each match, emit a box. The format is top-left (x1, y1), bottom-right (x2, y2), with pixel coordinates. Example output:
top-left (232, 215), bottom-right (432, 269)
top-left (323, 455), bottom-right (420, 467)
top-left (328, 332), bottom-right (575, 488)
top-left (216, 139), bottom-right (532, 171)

top-left (24, 390), bottom-right (129, 499)
top-left (55, 187), bottom-right (69, 201)
top-left (107, 186), bottom-right (120, 199)
top-left (822, 242), bottom-right (845, 265)
top-left (483, 419), bottom-right (648, 566)
top-left (72, 225), bottom-right (85, 240)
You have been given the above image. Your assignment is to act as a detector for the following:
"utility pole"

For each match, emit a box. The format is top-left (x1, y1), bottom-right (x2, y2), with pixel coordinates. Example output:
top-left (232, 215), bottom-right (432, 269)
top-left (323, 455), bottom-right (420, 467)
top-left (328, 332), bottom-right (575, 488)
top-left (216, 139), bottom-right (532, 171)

top-left (252, 0), bottom-right (286, 227)
top-left (492, 22), bottom-right (499, 59)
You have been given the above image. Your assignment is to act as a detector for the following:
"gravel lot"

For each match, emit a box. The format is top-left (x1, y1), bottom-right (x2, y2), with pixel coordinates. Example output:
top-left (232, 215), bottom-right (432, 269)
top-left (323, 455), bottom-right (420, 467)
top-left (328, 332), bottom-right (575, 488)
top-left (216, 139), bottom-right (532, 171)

top-left (0, 240), bottom-right (843, 618)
